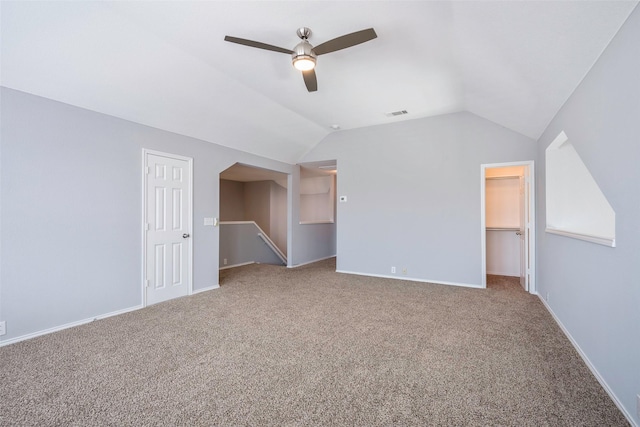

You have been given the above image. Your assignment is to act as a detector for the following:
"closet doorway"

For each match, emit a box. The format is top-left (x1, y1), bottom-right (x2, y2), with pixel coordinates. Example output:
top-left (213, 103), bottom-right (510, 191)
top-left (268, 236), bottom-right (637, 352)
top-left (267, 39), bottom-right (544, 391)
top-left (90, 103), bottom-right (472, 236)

top-left (480, 161), bottom-right (535, 293)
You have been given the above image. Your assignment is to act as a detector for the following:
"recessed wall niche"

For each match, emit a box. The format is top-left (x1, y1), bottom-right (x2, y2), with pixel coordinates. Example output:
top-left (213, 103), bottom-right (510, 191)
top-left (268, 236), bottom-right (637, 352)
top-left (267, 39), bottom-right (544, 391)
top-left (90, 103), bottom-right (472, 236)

top-left (299, 167), bottom-right (335, 224)
top-left (545, 131), bottom-right (615, 247)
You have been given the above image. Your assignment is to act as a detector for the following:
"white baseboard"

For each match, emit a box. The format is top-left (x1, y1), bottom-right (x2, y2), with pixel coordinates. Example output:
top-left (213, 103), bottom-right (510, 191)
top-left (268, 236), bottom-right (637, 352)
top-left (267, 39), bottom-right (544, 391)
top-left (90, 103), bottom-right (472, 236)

top-left (2, 284), bottom-right (218, 347)
top-left (486, 270), bottom-right (519, 277)
top-left (537, 295), bottom-right (637, 427)
top-left (287, 255), bottom-right (336, 268)
top-left (335, 269), bottom-right (483, 289)
top-left (192, 284), bottom-right (220, 294)
top-left (219, 261), bottom-right (255, 270)
top-left (0, 304), bottom-right (144, 347)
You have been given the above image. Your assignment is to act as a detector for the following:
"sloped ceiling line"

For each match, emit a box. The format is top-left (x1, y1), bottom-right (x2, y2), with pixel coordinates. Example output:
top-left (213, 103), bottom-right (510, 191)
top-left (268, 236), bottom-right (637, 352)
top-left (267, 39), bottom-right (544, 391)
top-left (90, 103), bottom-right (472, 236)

top-left (2, 1), bottom-right (637, 163)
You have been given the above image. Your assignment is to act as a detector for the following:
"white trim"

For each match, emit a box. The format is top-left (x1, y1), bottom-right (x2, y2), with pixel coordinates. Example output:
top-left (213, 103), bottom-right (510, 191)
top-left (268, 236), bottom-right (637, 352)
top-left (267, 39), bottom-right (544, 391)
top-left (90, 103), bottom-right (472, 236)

top-left (219, 220), bottom-right (253, 225)
top-left (143, 149), bottom-right (194, 163)
top-left (299, 220), bottom-right (335, 225)
top-left (480, 160), bottom-right (536, 294)
top-left (486, 271), bottom-right (519, 277)
top-left (192, 284), bottom-right (220, 294)
top-left (485, 175), bottom-right (522, 180)
top-left (537, 295), bottom-right (638, 427)
top-left (287, 255), bottom-right (336, 268)
top-left (142, 149), bottom-right (194, 307)
top-left (141, 151), bottom-right (147, 308)
top-left (528, 164), bottom-right (536, 294)
top-left (219, 261), bottom-right (256, 270)
top-left (0, 305), bottom-right (143, 347)
top-left (545, 227), bottom-right (615, 248)
top-left (335, 269), bottom-right (482, 289)
top-left (480, 168), bottom-right (487, 288)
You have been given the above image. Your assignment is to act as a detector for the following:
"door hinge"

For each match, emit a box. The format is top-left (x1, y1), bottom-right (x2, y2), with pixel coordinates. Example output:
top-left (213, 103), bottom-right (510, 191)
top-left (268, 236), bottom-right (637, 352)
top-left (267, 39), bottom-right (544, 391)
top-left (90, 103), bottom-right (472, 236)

top-left (145, 223), bottom-right (150, 231)
top-left (145, 279), bottom-right (150, 288)
top-left (145, 166), bottom-right (150, 175)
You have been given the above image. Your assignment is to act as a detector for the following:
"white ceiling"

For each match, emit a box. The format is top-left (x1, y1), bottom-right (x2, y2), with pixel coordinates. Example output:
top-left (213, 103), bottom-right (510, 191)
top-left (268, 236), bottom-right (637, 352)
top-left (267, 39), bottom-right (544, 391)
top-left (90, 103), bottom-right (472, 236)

top-left (2, 1), bottom-right (637, 164)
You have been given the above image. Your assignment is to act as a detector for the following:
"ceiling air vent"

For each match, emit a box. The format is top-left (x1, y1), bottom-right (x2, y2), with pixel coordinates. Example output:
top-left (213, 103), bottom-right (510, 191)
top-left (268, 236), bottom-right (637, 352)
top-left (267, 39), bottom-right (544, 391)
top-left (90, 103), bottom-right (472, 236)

top-left (385, 110), bottom-right (408, 117)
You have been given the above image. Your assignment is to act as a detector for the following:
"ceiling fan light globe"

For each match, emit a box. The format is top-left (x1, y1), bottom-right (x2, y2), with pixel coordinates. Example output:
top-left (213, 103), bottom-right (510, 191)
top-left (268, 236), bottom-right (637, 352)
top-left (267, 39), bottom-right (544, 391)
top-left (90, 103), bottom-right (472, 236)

top-left (293, 56), bottom-right (316, 71)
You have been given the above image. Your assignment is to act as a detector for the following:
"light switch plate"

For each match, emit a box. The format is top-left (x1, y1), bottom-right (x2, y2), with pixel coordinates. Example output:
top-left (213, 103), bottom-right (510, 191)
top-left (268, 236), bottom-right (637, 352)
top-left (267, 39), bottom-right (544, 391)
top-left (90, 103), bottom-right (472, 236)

top-left (204, 217), bottom-right (214, 226)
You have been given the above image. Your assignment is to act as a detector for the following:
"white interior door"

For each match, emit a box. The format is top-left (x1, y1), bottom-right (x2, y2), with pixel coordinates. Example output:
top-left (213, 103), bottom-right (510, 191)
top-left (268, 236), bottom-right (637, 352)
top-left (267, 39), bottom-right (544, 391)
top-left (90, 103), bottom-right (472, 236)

top-left (145, 151), bottom-right (192, 306)
top-left (518, 169), bottom-right (530, 291)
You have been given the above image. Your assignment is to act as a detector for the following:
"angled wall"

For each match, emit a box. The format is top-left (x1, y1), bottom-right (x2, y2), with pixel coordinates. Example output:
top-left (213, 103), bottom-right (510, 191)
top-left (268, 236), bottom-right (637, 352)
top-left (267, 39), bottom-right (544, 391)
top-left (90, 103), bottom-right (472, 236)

top-left (535, 6), bottom-right (640, 424)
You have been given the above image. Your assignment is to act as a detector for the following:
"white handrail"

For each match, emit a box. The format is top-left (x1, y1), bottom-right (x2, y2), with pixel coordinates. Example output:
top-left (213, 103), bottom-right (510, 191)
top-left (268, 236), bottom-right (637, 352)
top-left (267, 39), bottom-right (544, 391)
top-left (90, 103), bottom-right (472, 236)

top-left (257, 233), bottom-right (287, 265)
top-left (220, 221), bottom-right (287, 264)
top-left (545, 227), bottom-right (615, 248)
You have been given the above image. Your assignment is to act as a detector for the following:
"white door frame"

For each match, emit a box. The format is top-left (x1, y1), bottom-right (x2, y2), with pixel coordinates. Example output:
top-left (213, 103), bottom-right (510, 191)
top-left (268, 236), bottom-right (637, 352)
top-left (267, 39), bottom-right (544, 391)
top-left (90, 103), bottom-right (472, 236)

top-left (142, 149), bottom-right (194, 306)
top-left (480, 161), bottom-right (536, 294)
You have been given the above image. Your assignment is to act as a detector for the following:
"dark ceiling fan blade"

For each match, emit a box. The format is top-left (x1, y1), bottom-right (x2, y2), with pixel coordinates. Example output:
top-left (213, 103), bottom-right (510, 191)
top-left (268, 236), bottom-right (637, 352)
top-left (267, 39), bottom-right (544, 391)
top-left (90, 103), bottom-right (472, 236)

top-left (312, 28), bottom-right (377, 56)
top-left (302, 69), bottom-right (318, 92)
top-left (224, 36), bottom-right (293, 54)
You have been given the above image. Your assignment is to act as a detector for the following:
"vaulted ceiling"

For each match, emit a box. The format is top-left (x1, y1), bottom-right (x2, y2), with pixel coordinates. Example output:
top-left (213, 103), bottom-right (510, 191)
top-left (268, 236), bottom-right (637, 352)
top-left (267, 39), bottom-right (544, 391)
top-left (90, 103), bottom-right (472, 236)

top-left (2, 1), bottom-right (637, 163)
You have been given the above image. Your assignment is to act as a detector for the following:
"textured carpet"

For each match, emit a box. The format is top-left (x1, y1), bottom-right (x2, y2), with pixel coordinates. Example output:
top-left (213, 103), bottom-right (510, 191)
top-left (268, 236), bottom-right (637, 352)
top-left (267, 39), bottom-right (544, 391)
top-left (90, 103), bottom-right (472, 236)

top-left (0, 258), bottom-right (628, 426)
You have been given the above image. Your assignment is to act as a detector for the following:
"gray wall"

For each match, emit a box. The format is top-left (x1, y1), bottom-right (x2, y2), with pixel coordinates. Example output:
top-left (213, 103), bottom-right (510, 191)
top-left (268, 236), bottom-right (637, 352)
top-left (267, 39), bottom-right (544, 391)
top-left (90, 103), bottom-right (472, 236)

top-left (219, 222), bottom-right (284, 268)
top-left (244, 181), bottom-right (272, 234)
top-left (535, 6), bottom-right (640, 424)
top-left (0, 87), bottom-right (295, 342)
top-left (219, 179), bottom-right (245, 221)
top-left (270, 182), bottom-right (288, 256)
top-left (302, 112), bottom-right (536, 285)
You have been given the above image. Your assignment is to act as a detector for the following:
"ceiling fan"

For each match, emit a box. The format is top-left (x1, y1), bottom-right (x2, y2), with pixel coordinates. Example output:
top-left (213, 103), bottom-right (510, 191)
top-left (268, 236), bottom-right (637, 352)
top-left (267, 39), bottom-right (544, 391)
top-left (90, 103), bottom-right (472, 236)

top-left (224, 27), bottom-right (377, 92)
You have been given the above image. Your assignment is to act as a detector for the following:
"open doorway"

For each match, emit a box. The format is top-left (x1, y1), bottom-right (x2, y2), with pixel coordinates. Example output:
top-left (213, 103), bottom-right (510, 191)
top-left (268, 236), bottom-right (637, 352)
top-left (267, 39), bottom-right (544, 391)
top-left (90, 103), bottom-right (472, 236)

top-left (219, 163), bottom-right (288, 272)
top-left (294, 161), bottom-right (338, 268)
top-left (481, 161), bottom-right (535, 293)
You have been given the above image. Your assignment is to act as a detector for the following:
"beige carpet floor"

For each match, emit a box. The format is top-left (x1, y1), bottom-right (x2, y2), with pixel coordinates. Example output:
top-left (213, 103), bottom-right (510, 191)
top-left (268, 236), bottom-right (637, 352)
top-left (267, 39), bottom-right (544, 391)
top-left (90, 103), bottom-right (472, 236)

top-left (0, 258), bottom-right (628, 426)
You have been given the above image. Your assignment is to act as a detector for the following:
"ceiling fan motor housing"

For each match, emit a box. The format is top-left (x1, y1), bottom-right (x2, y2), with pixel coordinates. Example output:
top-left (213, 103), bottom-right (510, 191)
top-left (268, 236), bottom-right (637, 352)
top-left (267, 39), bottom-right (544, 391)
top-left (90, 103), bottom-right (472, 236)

top-left (292, 31), bottom-right (317, 71)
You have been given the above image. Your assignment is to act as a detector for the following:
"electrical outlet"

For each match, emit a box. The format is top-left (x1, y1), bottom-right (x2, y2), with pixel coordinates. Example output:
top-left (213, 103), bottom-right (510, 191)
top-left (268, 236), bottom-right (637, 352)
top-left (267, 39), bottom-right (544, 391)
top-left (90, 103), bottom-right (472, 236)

top-left (0, 321), bottom-right (6, 336)
top-left (391, 266), bottom-right (396, 274)
top-left (546, 292), bottom-right (550, 302)
top-left (223, 258), bottom-right (228, 265)
top-left (402, 268), bottom-right (407, 275)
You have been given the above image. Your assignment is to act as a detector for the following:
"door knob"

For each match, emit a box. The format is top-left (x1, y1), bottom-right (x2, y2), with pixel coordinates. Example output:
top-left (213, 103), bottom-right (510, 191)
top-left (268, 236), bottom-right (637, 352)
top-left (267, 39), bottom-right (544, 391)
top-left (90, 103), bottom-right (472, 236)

top-left (182, 233), bottom-right (190, 238)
